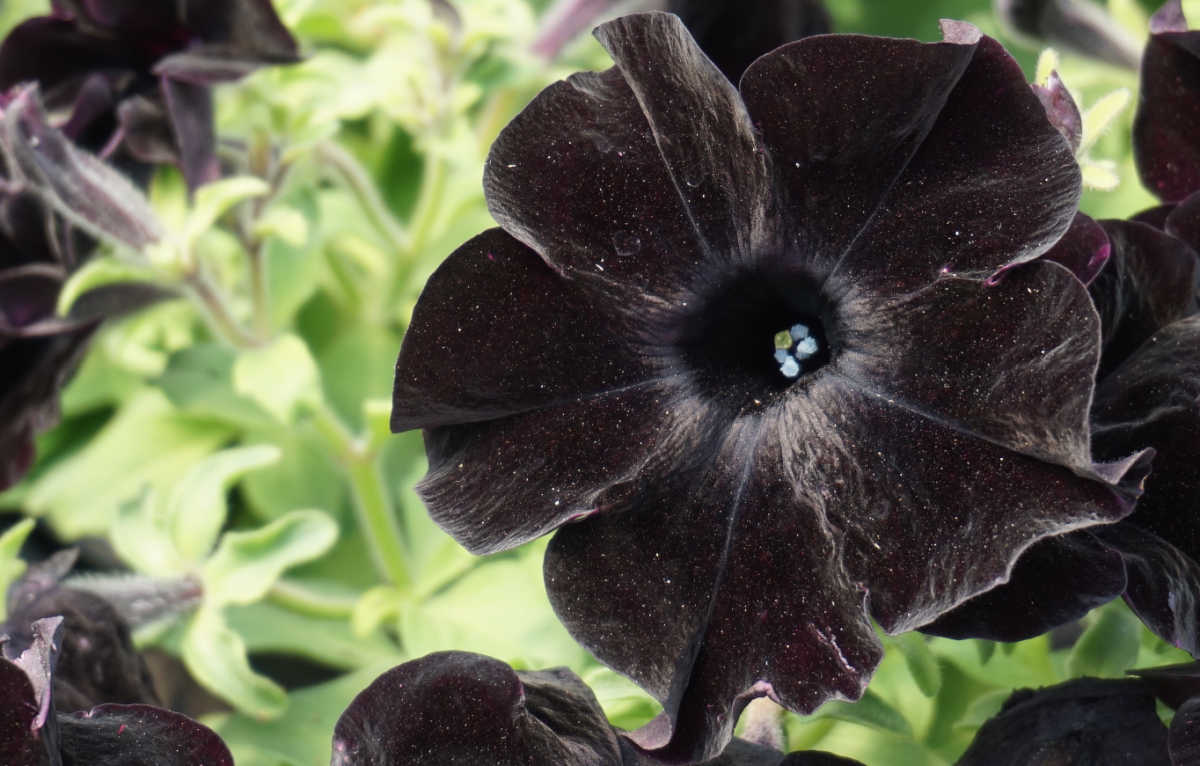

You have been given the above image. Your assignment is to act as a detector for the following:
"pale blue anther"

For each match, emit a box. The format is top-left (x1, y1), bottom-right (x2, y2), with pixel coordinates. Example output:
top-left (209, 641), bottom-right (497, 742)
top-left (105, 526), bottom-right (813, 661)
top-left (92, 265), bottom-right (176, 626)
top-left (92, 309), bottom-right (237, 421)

top-left (780, 357), bottom-right (801, 378)
top-left (774, 349), bottom-right (790, 364)
top-left (795, 336), bottom-right (819, 358)
top-left (789, 323), bottom-right (810, 341)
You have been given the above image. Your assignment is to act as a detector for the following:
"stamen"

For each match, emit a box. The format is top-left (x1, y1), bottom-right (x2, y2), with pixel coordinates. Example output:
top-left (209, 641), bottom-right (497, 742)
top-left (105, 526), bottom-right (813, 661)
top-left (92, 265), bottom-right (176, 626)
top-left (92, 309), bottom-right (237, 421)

top-left (773, 321), bottom-right (823, 379)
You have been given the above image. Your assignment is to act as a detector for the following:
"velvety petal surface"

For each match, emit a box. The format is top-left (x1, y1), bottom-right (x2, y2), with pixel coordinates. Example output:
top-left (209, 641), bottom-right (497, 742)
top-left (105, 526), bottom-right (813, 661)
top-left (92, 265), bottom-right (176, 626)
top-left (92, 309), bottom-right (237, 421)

top-left (58, 704), bottom-right (233, 766)
top-left (484, 13), bottom-right (769, 321)
top-left (330, 651), bottom-right (624, 765)
top-left (1171, 697), bottom-right (1200, 765)
top-left (1089, 220), bottom-right (1198, 378)
top-left (1134, 0), bottom-right (1200, 203)
top-left (802, 29), bottom-right (1079, 294)
top-left (1040, 212), bottom-right (1109, 285)
top-left (919, 532), bottom-right (1125, 641)
top-left (955, 678), bottom-right (1169, 765)
top-left (161, 78), bottom-right (220, 190)
top-left (0, 656), bottom-right (43, 765)
top-left (546, 363), bottom-right (1138, 759)
top-left (392, 228), bottom-right (660, 431)
top-left (1165, 189), bottom-right (1200, 254)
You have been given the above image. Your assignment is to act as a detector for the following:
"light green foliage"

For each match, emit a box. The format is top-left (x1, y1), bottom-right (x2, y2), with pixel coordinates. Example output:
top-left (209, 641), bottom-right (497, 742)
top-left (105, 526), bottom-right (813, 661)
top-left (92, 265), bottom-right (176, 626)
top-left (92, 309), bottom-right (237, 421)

top-left (0, 519), bottom-right (34, 621)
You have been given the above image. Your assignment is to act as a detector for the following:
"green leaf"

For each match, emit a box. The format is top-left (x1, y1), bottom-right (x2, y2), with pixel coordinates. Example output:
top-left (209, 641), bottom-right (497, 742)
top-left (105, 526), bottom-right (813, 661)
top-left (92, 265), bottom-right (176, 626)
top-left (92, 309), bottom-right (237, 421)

top-left (1067, 602), bottom-right (1141, 678)
top-left (24, 390), bottom-right (231, 538)
top-left (110, 488), bottom-right (183, 576)
top-left (891, 631), bottom-right (942, 698)
top-left (0, 518), bottom-right (34, 620)
top-left (184, 176), bottom-right (271, 243)
top-left (254, 205), bottom-right (309, 248)
top-left (56, 256), bottom-right (163, 315)
top-left (232, 334), bottom-right (321, 423)
top-left (813, 689), bottom-right (913, 738)
top-left (956, 689), bottom-right (1012, 732)
top-left (167, 445), bottom-right (283, 562)
top-left (202, 510), bottom-right (338, 608)
top-left (225, 599), bottom-right (402, 670)
top-left (351, 584), bottom-right (405, 637)
top-left (156, 345), bottom-right (276, 429)
top-left (182, 607), bottom-right (287, 719)
top-left (240, 425), bottom-right (346, 523)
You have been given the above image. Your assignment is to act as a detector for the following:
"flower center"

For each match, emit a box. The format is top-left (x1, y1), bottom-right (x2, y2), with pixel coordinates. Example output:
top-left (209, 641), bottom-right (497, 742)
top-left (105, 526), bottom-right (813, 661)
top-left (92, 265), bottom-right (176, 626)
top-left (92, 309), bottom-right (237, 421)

top-left (675, 268), bottom-right (834, 407)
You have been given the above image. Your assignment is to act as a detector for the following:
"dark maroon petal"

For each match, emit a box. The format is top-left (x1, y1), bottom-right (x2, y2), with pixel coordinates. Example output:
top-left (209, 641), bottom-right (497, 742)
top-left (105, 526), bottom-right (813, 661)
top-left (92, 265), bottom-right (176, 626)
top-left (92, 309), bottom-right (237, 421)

top-left (0, 17), bottom-right (134, 91)
top-left (0, 657), bottom-right (46, 765)
top-left (392, 229), bottom-right (659, 431)
top-left (417, 380), bottom-right (702, 555)
top-left (116, 96), bottom-right (179, 166)
top-left (161, 78), bottom-right (219, 191)
top-left (1102, 520), bottom-right (1200, 654)
top-left (330, 652), bottom-right (624, 766)
top-left (1133, 203), bottom-right (1176, 230)
top-left (836, 263), bottom-right (1108, 475)
top-left (920, 532), bottom-right (1126, 641)
top-left (547, 412), bottom-right (881, 763)
top-left (667, 0), bottom-right (832, 82)
top-left (1033, 71), bottom-right (1083, 151)
top-left (1040, 212), bottom-right (1109, 285)
top-left (485, 13), bottom-right (769, 319)
top-left (1164, 189), bottom-right (1200, 253)
top-left (1089, 220), bottom-right (1198, 379)
top-left (58, 704), bottom-right (233, 766)
top-left (178, 0), bottom-right (300, 66)
top-left (1134, 1), bottom-right (1200, 203)
top-left (825, 30), bottom-right (1080, 295)
top-left (1171, 697), bottom-right (1200, 765)
top-left (740, 30), bottom-right (976, 280)
top-left (1129, 662), bottom-right (1200, 709)
top-left (955, 678), bottom-right (1169, 765)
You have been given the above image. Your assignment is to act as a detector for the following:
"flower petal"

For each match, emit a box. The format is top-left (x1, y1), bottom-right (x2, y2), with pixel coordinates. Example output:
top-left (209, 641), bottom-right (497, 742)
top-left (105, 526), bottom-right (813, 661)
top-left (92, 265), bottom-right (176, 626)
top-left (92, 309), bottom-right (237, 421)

top-left (1088, 220), bottom-right (1198, 378)
top-left (161, 78), bottom-right (220, 191)
top-left (417, 380), bottom-right (704, 555)
top-left (826, 31), bottom-right (1079, 293)
top-left (546, 413), bottom-right (881, 763)
top-left (955, 678), bottom-right (1169, 765)
top-left (330, 651), bottom-right (624, 766)
top-left (739, 30), bottom-right (977, 277)
top-left (59, 704), bottom-right (234, 766)
top-left (836, 262), bottom-right (1105, 475)
top-left (1164, 188), bottom-right (1200, 253)
top-left (919, 532), bottom-right (1126, 641)
top-left (1040, 212), bottom-right (1109, 285)
top-left (485, 13), bottom-right (769, 317)
top-left (1134, 1), bottom-right (1200, 203)
top-left (392, 229), bottom-right (659, 431)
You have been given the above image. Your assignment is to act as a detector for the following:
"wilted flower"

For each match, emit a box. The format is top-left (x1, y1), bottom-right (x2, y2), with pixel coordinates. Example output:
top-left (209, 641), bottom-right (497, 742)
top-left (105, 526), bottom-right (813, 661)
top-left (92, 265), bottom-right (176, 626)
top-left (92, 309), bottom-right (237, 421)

top-left (392, 13), bottom-right (1148, 760)
top-left (0, 0), bottom-right (300, 189)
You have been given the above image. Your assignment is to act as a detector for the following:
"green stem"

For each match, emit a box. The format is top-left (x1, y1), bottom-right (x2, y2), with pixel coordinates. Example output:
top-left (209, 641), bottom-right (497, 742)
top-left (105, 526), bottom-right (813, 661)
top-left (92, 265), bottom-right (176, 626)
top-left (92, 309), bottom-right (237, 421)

top-left (311, 404), bottom-right (411, 589)
top-left (186, 269), bottom-right (263, 349)
top-left (268, 579), bottom-right (357, 619)
top-left (247, 240), bottom-right (271, 336)
top-left (316, 141), bottom-right (409, 253)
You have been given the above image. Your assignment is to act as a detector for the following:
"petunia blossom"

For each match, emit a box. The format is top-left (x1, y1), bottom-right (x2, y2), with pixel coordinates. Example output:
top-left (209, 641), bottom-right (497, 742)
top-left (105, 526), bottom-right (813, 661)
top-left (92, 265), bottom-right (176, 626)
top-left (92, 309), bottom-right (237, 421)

top-left (392, 14), bottom-right (1148, 761)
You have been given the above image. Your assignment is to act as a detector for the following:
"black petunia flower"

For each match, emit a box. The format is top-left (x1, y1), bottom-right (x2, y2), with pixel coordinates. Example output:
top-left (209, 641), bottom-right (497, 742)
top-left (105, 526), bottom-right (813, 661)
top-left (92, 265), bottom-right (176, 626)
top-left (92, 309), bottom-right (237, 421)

top-left (392, 14), bottom-right (1148, 761)
top-left (0, 0), bottom-right (300, 189)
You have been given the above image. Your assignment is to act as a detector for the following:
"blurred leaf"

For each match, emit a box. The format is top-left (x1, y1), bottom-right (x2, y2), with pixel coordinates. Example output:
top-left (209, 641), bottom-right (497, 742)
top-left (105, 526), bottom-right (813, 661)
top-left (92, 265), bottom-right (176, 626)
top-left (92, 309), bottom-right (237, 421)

top-left (351, 584), bottom-right (405, 637)
top-left (168, 444), bottom-right (283, 561)
top-left (24, 390), bottom-right (231, 538)
top-left (225, 600), bottom-right (402, 670)
top-left (0, 518), bottom-right (34, 620)
top-left (111, 488), bottom-right (183, 576)
top-left (240, 425), bottom-right (346, 522)
top-left (156, 344), bottom-right (276, 428)
top-left (56, 256), bottom-right (163, 315)
top-left (813, 689), bottom-right (914, 738)
top-left (203, 510), bottom-right (338, 608)
top-left (232, 334), bottom-right (321, 423)
top-left (185, 176), bottom-right (271, 243)
top-left (264, 191), bottom-right (324, 328)
top-left (183, 606), bottom-right (287, 719)
top-left (957, 689), bottom-right (1013, 732)
top-left (892, 632), bottom-right (942, 698)
top-left (1067, 603), bottom-right (1141, 678)
top-left (976, 640), bottom-right (996, 666)
top-left (254, 205), bottom-right (309, 248)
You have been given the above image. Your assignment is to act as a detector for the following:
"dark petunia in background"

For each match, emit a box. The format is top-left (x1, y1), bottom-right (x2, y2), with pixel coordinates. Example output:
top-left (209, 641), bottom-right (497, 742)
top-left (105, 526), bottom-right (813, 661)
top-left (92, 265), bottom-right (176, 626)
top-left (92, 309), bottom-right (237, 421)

top-left (0, 0), bottom-right (300, 189)
top-left (392, 12), bottom-right (1150, 761)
